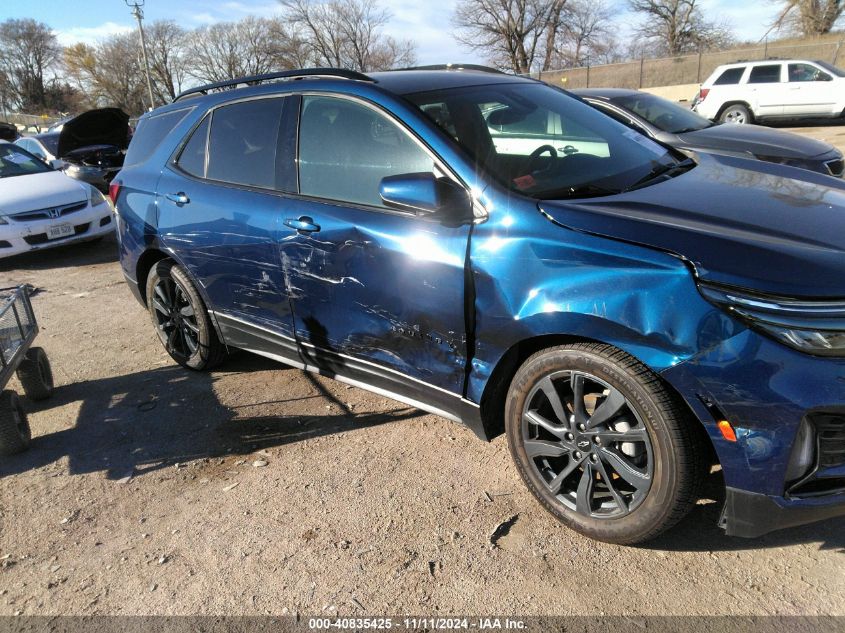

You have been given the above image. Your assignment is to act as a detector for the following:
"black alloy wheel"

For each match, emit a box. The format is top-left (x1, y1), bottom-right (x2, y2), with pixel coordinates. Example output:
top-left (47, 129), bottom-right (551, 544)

top-left (521, 370), bottom-right (653, 518)
top-left (506, 343), bottom-right (703, 544)
top-left (146, 260), bottom-right (225, 370)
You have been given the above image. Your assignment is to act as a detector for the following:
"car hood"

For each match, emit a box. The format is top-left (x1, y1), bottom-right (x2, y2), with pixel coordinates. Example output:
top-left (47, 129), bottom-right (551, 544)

top-left (675, 123), bottom-right (837, 160)
top-left (0, 171), bottom-right (88, 215)
top-left (539, 153), bottom-right (845, 298)
top-left (56, 108), bottom-right (129, 157)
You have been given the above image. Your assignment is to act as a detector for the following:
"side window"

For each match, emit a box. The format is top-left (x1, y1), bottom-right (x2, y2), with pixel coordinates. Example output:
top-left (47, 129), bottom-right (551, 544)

top-left (713, 67), bottom-right (745, 85)
top-left (788, 63), bottom-right (831, 82)
top-left (176, 116), bottom-right (209, 178)
top-left (298, 96), bottom-right (435, 209)
top-left (748, 65), bottom-right (782, 84)
top-left (206, 98), bottom-right (284, 189)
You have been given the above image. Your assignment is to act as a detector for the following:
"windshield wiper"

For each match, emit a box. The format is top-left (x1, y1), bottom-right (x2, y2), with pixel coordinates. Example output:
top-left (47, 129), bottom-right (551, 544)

top-left (539, 183), bottom-right (623, 200)
top-left (624, 158), bottom-right (695, 192)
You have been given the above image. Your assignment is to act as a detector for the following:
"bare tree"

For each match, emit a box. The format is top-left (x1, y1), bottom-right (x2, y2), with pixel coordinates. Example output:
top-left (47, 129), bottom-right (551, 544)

top-left (0, 18), bottom-right (62, 111)
top-left (771, 0), bottom-right (844, 36)
top-left (453, 0), bottom-right (568, 73)
top-left (627, 0), bottom-right (734, 56)
top-left (281, 0), bottom-right (415, 71)
top-left (553, 0), bottom-right (616, 67)
top-left (145, 20), bottom-right (188, 102)
top-left (63, 35), bottom-right (147, 115)
top-left (185, 17), bottom-right (287, 83)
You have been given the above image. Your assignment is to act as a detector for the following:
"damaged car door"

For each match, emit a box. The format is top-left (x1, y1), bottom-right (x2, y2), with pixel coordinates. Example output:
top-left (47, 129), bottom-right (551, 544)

top-left (280, 94), bottom-right (473, 410)
top-left (157, 96), bottom-right (297, 344)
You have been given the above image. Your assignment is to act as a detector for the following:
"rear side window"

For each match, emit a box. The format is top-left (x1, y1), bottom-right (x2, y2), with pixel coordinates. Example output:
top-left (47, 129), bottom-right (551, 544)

top-left (176, 116), bottom-right (209, 178)
top-left (206, 98), bottom-right (284, 189)
top-left (748, 65), bottom-right (782, 84)
top-left (713, 67), bottom-right (744, 85)
top-left (124, 107), bottom-right (192, 166)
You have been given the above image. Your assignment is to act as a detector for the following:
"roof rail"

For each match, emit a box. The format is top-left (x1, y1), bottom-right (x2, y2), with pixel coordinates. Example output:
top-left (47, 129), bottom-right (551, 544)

top-left (173, 68), bottom-right (375, 102)
top-left (396, 64), bottom-right (506, 74)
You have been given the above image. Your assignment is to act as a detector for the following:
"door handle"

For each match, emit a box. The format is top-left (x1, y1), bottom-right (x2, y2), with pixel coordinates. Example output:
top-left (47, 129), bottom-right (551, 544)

top-left (165, 192), bottom-right (190, 206)
top-left (284, 216), bottom-right (320, 234)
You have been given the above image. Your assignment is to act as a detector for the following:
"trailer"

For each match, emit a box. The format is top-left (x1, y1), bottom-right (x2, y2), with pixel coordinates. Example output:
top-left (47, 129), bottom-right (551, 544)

top-left (0, 285), bottom-right (53, 455)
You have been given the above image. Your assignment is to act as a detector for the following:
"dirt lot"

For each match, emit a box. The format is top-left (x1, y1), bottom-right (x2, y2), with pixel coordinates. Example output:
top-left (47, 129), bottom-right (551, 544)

top-left (1, 127), bottom-right (845, 618)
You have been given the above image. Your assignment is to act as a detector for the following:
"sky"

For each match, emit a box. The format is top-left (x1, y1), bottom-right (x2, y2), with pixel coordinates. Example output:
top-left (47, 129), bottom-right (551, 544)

top-left (1, 0), bottom-right (783, 67)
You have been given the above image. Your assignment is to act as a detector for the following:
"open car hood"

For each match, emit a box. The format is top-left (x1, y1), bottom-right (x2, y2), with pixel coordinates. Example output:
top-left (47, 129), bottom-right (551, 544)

top-left (538, 153), bottom-right (845, 298)
top-left (56, 108), bottom-right (129, 157)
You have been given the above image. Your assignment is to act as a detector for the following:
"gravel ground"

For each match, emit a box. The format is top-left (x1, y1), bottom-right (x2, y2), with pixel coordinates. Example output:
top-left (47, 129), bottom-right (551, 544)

top-left (1, 126), bottom-right (845, 617)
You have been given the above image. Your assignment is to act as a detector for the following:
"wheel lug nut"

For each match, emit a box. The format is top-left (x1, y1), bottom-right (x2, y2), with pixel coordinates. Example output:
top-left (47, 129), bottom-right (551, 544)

top-left (593, 436), bottom-right (601, 445)
top-left (578, 423), bottom-right (586, 431)
top-left (590, 454), bottom-right (598, 463)
top-left (574, 451), bottom-right (582, 459)
top-left (565, 433), bottom-right (574, 441)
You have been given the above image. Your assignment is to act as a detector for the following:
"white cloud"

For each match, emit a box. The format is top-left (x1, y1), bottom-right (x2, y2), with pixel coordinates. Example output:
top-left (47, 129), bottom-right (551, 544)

top-left (55, 21), bottom-right (134, 46)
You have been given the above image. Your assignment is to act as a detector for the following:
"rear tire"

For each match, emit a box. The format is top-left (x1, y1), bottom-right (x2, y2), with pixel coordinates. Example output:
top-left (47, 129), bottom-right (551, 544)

top-left (719, 104), bottom-right (752, 125)
top-left (0, 391), bottom-right (31, 456)
top-left (16, 347), bottom-right (53, 401)
top-left (146, 260), bottom-right (226, 370)
top-left (505, 343), bottom-right (703, 544)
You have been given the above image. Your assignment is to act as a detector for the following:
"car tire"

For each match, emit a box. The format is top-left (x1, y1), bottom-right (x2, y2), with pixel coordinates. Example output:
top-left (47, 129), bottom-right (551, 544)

top-left (719, 104), bottom-right (752, 125)
top-left (16, 347), bottom-right (53, 401)
top-left (146, 260), bottom-right (226, 370)
top-left (0, 390), bottom-right (31, 456)
top-left (505, 343), bottom-right (703, 545)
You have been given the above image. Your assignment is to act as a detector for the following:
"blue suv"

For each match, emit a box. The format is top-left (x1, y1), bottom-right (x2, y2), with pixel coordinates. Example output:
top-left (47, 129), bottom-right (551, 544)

top-left (114, 66), bottom-right (845, 544)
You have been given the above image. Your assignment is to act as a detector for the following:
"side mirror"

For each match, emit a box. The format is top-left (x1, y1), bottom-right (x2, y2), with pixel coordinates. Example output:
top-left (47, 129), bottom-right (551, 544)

top-left (48, 159), bottom-right (64, 170)
top-left (379, 172), bottom-right (473, 223)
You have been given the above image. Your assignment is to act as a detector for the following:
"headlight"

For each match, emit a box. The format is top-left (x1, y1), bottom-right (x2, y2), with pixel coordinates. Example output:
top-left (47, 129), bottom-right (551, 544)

top-left (699, 283), bottom-right (845, 356)
top-left (89, 186), bottom-right (107, 207)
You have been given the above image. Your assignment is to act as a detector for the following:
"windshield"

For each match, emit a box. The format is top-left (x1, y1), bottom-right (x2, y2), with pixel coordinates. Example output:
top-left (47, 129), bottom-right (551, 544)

top-left (814, 60), bottom-right (845, 78)
top-left (610, 93), bottom-right (712, 134)
top-left (407, 83), bottom-right (688, 199)
top-left (36, 133), bottom-right (59, 156)
top-left (0, 143), bottom-right (51, 178)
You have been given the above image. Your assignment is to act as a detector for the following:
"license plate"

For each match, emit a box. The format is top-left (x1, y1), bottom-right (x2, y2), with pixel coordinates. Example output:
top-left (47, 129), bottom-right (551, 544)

top-left (47, 224), bottom-right (74, 240)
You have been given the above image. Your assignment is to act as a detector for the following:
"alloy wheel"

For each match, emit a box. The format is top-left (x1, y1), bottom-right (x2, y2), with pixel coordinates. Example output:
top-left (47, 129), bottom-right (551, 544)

top-left (151, 275), bottom-right (200, 361)
top-left (521, 370), bottom-right (654, 519)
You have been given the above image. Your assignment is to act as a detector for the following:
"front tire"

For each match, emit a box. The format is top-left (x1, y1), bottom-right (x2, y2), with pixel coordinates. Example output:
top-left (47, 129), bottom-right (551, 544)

top-left (719, 104), bottom-right (752, 125)
top-left (146, 260), bottom-right (225, 370)
top-left (505, 343), bottom-right (702, 544)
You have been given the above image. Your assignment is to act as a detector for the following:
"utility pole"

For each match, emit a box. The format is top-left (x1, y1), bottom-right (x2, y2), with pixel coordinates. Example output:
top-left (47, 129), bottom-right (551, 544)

top-left (125, 0), bottom-right (155, 110)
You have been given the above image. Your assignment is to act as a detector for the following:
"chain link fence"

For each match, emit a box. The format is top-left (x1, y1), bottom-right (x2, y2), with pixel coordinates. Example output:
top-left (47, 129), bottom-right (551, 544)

top-left (534, 39), bottom-right (845, 93)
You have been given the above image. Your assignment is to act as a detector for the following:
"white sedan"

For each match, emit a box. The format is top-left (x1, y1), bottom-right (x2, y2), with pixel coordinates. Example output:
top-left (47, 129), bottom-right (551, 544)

top-left (0, 141), bottom-right (114, 258)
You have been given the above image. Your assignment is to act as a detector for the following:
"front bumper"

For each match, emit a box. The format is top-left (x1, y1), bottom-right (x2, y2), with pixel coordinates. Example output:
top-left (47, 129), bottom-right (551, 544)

top-left (662, 328), bottom-right (845, 537)
top-left (721, 487), bottom-right (845, 538)
top-left (0, 202), bottom-right (115, 258)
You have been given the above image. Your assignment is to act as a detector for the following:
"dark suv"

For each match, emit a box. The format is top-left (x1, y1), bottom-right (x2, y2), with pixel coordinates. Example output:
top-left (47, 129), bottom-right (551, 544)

top-left (113, 67), bottom-right (845, 544)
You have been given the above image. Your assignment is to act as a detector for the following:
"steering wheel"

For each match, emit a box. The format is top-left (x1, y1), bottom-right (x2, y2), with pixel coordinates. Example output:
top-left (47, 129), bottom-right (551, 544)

top-left (526, 144), bottom-right (558, 173)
